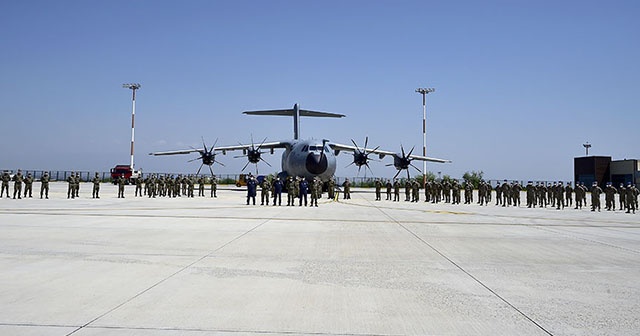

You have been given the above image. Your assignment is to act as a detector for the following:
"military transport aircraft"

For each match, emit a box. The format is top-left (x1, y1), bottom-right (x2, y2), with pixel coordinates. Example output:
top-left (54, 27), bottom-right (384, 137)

top-left (149, 104), bottom-right (450, 180)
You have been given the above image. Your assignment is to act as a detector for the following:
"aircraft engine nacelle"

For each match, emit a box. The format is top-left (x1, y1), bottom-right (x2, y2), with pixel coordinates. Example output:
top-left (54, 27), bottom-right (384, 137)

top-left (247, 149), bottom-right (261, 164)
top-left (201, 152), bottom-right (216, 166)
top-left (392, 154), bottom-right (411, 171)
top-left (352, 151), bottom-right (368, 167)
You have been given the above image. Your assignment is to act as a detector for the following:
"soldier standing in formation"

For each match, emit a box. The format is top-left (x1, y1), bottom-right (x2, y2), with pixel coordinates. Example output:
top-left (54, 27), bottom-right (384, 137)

top-left (526, 181), bottom-right (535, 207)
top-left (74, 172), bottom-right (81, 198)
top-left (286, 176), bottom-right (296, 206)
top-left (260, 177), bottom-right (271, 205)
top-left (246, 175), bottom-right (257, 205)
top-left (393, 179), bottom-right (400, 201)
top-left (385, 179), bottom-right (392, 200)
top-left (299, 177), bottom-right (309, 206)
top-left (210, 175), bottom-right (217, 198)
top-left (23, 173), bottom-right (34, 198)
top-left (197, 176), bottom-right (205, 197)
top-left (604, 183), bottom-right (617, 211)
top-left (327, 177), bottom-right (336, 200)
top-left (342, 178), bottom-right (351, 200)
top-left (618, 183), bottom-right (626, 211)
top-left (310, 177), bottom-right (320, 207)
top-left (374, 179), bottom-right (382, 201)
top-left (272, 177), bottom-right (283, 206)
top-left (555, 181), bottom-right (565, 210)
top-left (135, 177), bottom-right (143, 197)
top-left (590, 182), bottom-right (603, 212)
top-left (40, 172), bottom-right (50, 199)
top-left (1, 171), bottom-right (11, 197)
top-left (92, 172), bottom-right (101, 198)
top-left (66, 173), bottom-right (75, 199)
top-left (13, 169), bottom-right (23, 199)
top-left (625, 182), bottom-right (636, 214)
top-left (565, 183), bottom-right (573, 207)
top-left (117, 173), bottom-right (126, 198)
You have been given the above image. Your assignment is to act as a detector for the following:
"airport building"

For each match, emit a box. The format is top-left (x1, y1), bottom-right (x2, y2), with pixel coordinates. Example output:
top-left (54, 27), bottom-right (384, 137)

top-left (574, 156), bottom-right (640, 188)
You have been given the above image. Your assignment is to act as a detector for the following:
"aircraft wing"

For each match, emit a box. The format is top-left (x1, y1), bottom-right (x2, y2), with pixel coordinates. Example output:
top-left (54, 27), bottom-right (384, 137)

top-left (149, 141), bottom-right (289, 156)
top-left (329, 142), bottom-right (451, 163)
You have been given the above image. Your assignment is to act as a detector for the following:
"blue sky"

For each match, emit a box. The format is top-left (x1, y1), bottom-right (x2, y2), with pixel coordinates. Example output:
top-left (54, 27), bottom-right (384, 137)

top-left (1, 0), bottom-right (638, 181)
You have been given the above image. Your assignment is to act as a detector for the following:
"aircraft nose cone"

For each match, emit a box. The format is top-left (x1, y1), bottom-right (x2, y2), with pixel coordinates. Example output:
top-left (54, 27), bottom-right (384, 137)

top-left (306, 153), bottom-right (328, 175)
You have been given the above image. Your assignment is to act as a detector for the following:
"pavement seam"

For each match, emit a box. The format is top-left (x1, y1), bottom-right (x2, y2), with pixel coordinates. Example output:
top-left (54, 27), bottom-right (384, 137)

top-left (64, 215), bottom-right (277, 336)
top-left (359, 195), bottom-right (556, 336)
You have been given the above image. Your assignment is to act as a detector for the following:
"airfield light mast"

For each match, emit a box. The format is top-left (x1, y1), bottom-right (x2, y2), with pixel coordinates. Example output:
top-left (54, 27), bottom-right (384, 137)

top-left (123, 83), bottom-right (141, 170)
top-left (416, 87), bottom-right (435, 188)
top-left (583, 142), bottom-right (591, 156)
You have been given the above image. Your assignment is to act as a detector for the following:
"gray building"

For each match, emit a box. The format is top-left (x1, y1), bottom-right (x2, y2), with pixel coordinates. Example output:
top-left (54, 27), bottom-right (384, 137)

top-left (574, 156), bottom-right (639, 188)
top-left (610, 159), bottom-right (640, 187)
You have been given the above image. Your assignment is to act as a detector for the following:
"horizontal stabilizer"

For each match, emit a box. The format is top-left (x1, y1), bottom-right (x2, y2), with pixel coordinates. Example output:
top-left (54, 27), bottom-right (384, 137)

top-left (243, 109), bottom-right (345, 118)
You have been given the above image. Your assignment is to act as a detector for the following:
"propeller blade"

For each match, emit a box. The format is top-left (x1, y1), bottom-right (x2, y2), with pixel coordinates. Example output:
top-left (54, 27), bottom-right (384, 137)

top-left (196, 163), bottom-right (204, 176)
top-left (393, 170), bottom-right (401, 180)
top-left (201, 136), bottom-right (208, 153)
top-left (364, 136), bottom-right (368, 151)
top-left (257, 137), bottom-right (268, 150)
top-left (208, 165), bottom-right (215, 177)
top-left (367, 145), bottom-right (381, 155)
top-left (241, 161), bottom-right (251, 172)
top-left (401, 144), bottom-right (406, 157)
top-left (410, 163), bottom-right (422, 173)
top-left (346, 162), bottom-right (355, 168)
top-left (351, 139), bottom-right (360, 152)
top-left (188, 157), bottom-right (200, 163)
top-left (407, 146), bottom-right (415, 157)
top-left (216, 161), bottom-right (226, 167)
top-left (385, 163), bottom-right (394, 167)
top-left (259, 158), bottom-right (272, 167)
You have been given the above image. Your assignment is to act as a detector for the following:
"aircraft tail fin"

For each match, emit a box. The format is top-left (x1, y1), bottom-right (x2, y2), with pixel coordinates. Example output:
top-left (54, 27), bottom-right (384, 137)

top-left (243, 104), bottom-right (345, 140)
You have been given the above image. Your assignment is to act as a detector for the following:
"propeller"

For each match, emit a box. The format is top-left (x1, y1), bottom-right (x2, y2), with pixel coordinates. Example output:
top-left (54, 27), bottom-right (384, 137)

top-left (234, 135), bottom-right (272, 174)
top-left (386, 144), bottom-right (422, 180)
top-left (189, 137), bottom-right (224, 176)
top-left (346, 136), bottom-right (380, 177)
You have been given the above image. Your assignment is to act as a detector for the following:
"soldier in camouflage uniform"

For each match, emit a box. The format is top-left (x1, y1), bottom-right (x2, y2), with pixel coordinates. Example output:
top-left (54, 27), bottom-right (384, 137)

top-left (23, 173), bottom-right (34, 198)
top-left (197, 176), bottom-right (205, 197)
top-left (526, 181), bottom-right (535, 208)
top-left (74, 172), bottom-right (81, 198)
top-left (565, 182), bottom-right (573, 207)
top-left (1, 171), bottom-right (11, 198)
top-left (626, 182), bottom-right (636, 214)
top-left (604, 183), bottom-right (617, 211)
top-left (210, 175), bottom-right (218, 198)
top-left (40, 172), bottom-right (50, 199)
top-left (66, 173), bottom-right (75, 199)
top-left (386, 179), bottom-right (392, 201)
top-left (342, 178), bottom-right (351, 200)
top-left (404, 179), bottom-right (411, 202)
top-left (135, 176), bottom-right (143, 197)
top-left (393, 179), bottom-right (401, 202)
top-left (92, 172), bottom-right (101, 199)
top-left (374, 179), bottom-right (382, 201)
top-left (260, 177), bottom-right (271, 205)
top-left (117, 173), bottom-right (126, 198)
top-left (590, 182), bottom-right (603, 212)
top-left (310, 177), bottom-right (320, 207)
top-left (555, 181), bottom-right (564, 210)
top-left (286, 176), bottom-right (296, 206)
top-left (272, 177), bottom-right (283, 206)
top-left (13, 169), bottom-right (23, 199)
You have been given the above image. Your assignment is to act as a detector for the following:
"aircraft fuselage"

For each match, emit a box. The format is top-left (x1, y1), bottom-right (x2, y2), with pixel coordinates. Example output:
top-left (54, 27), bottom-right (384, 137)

top-left (281, 139), bottom-right (336, 181)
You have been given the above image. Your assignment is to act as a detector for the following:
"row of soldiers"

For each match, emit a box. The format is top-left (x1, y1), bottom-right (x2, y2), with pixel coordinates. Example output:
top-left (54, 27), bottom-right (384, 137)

top-left (246, 175), bottom-right (325, 207)
top-left (1, 170), bottom-right (44, 199)
top-left (370, 177), bottom-right (638, 214)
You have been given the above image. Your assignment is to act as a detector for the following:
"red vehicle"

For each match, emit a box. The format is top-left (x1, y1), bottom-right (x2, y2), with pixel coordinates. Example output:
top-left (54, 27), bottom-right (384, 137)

top-left (110, 165), bottom-right (142, 184)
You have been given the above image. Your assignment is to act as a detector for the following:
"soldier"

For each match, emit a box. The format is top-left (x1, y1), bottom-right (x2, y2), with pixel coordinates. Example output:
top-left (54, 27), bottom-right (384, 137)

top-left (464, 182), bottom-right (473, 204)
top-left (495, 182), bottom-right (502, 206)
top-left (626, 182), bottom-right (636, 214)
top-left (526, 181), bottom-right (535, 208)
top-left (565, 182), bottom-right (573, 207)
top-left (386, 179), bottom-right (392, 201)
top-left (1, 171), bottom-right (10, 198)
top-left (246, 175), bottom-right (257, 205)
top-left (342, 178), bottom-right (351, 200)
top-left (618, 183), bottom-right (626, 211)
top-left (478, 181), bottom-right (488, 206)
top-left (23, 173), bottom-right (34, 198)
top-left (327, 176), bottom-right (336, 200)
top-left (574, 182), bottom-right (584, 209)
top-left (604, 182), bottom-right (617, 211)
top-left (412, 179), bottom-right (420, 202)
top-left (260, 177), bottom-right (271, 205)
top-left (299, 177), bottom-right (309, 206)
top-left (590, 182), bottom-right (603, 212)
top-left (135, 176), bottom-right (143, 197)
top-left (12, 169), bottom-right (24, 199)
top-left (512, 182), bottom-right (521, 207)
top-left (310, 177), bottom-right (320, 207)
top-left (92, 172), bottom-right (101, 198)
top-left (74, 172), bottom-right (81, 198)
top-left (451, 180), bottom-right (460, 204)
top-left (393, 179), bottom-right (400, 202)
top-left (117, 173), bottom-right (126, 198)
top-left (272, 177), bottom-right (283, 206)
top-left (404, 179), bottom-right (411, 202)
top-left (555, 181), bottom-right (564, 210)
top-left (374, 179), bottom-right (382, 201)
top-left (40, 172), bottom-right (50, 199)
top-left (197, 176), bottom-right (205, 197)
top-left (501, 180), bottom-right (511, 207)
top-left (210, 175), bottom-right (218, 198)
top-left (66, 173), bottom-right (75, 199)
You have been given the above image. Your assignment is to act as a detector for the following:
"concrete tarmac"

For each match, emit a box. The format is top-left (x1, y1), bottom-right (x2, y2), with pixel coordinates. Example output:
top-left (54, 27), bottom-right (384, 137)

top-left (0, 183), bottom-right (638, 336)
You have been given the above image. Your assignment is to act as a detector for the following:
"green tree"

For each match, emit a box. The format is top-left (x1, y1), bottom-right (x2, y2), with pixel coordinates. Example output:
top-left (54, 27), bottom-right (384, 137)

top-left (462, 170), bottom-right (484, 189)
